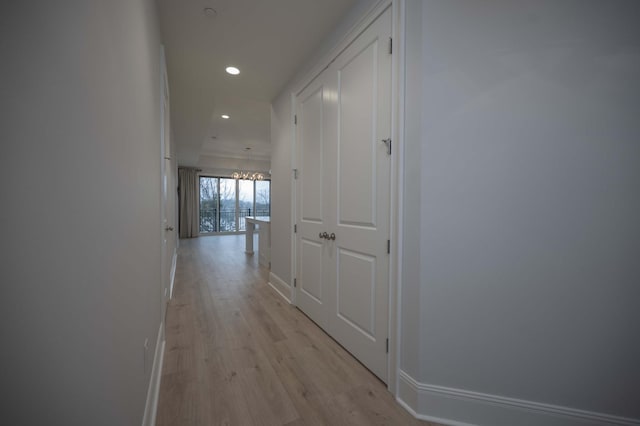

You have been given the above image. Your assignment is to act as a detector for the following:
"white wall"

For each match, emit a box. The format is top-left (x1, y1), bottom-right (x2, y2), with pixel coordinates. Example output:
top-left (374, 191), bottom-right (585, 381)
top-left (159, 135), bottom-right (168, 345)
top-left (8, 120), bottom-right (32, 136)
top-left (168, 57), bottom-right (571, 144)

top-left (400, 0), bottom-right (640, 424)
top-left (0, 1), bottom-right (165, 424)
top-left (270, 95), bottom-right (294, 287)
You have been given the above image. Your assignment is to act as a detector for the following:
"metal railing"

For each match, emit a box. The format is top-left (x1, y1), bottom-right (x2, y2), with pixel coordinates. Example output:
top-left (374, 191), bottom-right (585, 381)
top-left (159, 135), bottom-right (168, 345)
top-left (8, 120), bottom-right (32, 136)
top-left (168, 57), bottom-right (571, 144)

top-left (199, 208), bottom-right (270, 233)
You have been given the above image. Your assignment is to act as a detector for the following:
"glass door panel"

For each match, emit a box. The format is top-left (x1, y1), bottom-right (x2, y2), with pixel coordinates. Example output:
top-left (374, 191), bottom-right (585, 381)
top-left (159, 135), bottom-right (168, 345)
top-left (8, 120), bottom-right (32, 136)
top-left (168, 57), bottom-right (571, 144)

top-left (238, 179), bottom-right (254, 231)
top-left (255, 180), bottom-right (271, 216)
top-left (199, 177), bottom-right (219, 233)
top-left (219, 178), bottom-right (237, 232)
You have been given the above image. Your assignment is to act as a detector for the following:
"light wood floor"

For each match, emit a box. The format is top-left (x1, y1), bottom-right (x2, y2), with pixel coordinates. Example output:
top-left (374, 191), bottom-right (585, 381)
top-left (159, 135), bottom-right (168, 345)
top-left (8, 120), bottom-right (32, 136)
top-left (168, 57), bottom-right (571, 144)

top-left (156, 235), bottom-right (434, 426)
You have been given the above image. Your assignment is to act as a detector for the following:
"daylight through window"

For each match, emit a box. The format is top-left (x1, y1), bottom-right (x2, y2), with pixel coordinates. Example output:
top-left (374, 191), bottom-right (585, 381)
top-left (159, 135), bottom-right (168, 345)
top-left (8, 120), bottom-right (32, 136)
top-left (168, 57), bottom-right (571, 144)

top-left (199, 177), bottom-right (270, 234)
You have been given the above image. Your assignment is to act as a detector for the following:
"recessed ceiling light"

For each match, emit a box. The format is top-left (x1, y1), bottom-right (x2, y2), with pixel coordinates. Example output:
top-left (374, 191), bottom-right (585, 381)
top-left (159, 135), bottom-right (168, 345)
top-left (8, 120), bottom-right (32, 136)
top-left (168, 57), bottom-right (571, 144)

top-left (221, 114), bottom-right (230, 119)
top-left (225, 66), bottom-right (240, 75)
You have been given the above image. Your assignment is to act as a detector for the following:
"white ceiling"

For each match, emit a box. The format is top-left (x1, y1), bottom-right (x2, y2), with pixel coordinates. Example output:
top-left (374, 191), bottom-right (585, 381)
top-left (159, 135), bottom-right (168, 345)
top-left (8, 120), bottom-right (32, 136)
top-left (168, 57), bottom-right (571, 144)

top-left (156, 0), bottom-right (359, 167)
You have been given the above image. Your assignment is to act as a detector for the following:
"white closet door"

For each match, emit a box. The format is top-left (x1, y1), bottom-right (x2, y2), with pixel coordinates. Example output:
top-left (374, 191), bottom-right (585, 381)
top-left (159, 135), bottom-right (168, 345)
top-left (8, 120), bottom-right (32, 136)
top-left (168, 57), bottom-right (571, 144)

top-left (295, 6), bottom-right (392, 382)
top-left (326, 7), bottom-right (392, 381)
top-left (295, 71), bottom-right (335, 330)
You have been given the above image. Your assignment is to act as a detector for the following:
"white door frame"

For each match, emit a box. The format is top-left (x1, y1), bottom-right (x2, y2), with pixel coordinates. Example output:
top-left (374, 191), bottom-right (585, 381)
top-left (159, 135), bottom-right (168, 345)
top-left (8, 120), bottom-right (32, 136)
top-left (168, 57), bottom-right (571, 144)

top-left (389, 0), bottom-right (405, 397)
top-left (290, 0), bottom-right (405, 395)
top-left (160, 46), bottom-right (171, 319)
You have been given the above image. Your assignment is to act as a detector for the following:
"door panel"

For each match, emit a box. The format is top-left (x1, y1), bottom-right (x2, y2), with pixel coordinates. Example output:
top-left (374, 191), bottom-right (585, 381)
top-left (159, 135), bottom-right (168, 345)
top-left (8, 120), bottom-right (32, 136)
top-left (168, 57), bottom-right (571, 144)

top-left (338, 40), bottom-right (378, 227)
top-left (295, 6), bottom-right (391, 382)
top-left (296, 76), bottom-right (332, 330)
top-left (328, 7), bottom-right (392, 381)
top-left (301, 87), bottom-right (324, 222)
top-left (300, 239), bottom-right (324, 302)
top-left (337, 248), bottom-right (376, 339)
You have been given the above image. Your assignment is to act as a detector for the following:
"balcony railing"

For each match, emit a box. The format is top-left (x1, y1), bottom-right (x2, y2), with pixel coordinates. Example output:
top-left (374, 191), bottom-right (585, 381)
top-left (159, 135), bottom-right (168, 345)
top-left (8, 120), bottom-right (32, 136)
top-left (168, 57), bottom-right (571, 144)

top-left (199, 208), bottom-right (270, 233)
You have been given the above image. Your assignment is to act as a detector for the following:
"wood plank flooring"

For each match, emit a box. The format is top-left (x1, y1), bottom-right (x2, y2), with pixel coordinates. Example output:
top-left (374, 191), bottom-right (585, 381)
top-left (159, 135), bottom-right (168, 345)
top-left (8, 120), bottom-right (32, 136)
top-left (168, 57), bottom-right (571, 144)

top-left (156, 235), bottom-right (434, 426)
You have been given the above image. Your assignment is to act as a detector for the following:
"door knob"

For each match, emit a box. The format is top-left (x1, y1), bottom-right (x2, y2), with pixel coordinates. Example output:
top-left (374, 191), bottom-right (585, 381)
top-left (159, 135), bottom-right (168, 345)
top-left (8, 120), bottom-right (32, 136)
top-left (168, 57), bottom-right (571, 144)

top-left (165, 226), bottom-right (174, 231)
top-left (321, 232), bottom-right (329, 239)
top-left (319, 232), bottom-right (324, 239)
top-left (329, 233), bottom-right (336, 240)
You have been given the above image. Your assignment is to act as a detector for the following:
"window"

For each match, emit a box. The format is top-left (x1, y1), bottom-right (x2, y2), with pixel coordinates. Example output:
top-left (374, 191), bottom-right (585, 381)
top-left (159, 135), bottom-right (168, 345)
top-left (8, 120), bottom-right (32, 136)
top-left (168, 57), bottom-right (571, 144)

top-left (199, 176), bottom-right (270, 234)
top-left (219, 178), bottom-right (236, 232)
top-left (199, 177), bottom-right (219, 233)
top-left (238, 179), bottom-right (253, 231)
top-left (255, 180), bottom-right (270, 216)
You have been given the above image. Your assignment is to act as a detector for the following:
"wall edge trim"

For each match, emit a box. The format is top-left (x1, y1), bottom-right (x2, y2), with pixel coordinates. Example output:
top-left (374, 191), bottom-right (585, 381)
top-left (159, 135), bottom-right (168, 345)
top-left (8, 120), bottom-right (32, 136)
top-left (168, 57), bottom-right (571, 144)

top-left (397, 370), bottom-right (639, 426)
top-left (269, 272), bottom-right (292, 304)
top-left (142, 322), bottom-right (165, 426)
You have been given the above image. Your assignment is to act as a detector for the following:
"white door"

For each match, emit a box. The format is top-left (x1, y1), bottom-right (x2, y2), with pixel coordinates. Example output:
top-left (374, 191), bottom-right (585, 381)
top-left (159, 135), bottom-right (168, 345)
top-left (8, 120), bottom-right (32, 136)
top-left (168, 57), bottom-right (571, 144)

top-left (295, 7), bottom-right (392, 382)
top-left (161, 49), bottom-right (172, 319)
top-left (295, 69), bottom-right (335, 330)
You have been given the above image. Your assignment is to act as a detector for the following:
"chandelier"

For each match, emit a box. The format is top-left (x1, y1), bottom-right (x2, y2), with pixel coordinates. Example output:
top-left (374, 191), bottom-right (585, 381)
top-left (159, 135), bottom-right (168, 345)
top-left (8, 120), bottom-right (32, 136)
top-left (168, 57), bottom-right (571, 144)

top-left (231, 170), bottom-right (265, 180)
top-left (231, 147), bottom-right (266, 181)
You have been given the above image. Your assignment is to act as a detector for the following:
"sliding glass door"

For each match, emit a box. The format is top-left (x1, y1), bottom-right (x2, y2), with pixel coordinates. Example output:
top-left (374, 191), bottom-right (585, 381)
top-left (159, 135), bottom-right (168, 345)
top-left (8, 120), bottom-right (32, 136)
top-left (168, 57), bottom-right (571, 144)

top-left (199, 176), bottom-right (270, 234)
top-left (219, 178), bottom-right (236, 232)
top-left (238, 179), bottom-right (254, 231)
top-left (199, 177), bottom-right (219, 233)
top-left (255, 180), bottom-right (271, 216)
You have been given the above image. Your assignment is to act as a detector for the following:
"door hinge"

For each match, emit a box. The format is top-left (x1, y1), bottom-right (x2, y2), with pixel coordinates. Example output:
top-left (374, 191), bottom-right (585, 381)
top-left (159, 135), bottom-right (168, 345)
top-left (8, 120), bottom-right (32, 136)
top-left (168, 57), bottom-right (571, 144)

top-left (382, 138), bottom-right (391, 155)
top-left (294, 224), bottom-right (297, 233)
top-left (389, 37), bottom-right (393, 54)
top-left (294, 278), bottom-right (297, 288)
top-left (387, 239), bottom-right (390, 254)
top-left (386, 338), bottom-right (389, 353)
top-left (294, 114), bottom-right (297, 125)
top-left (293, 168), bottom-right (298, 179)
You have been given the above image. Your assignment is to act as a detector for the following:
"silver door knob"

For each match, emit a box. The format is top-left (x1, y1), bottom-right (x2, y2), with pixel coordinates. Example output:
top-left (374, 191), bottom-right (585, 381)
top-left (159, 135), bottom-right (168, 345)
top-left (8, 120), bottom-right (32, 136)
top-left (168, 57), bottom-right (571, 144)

top-left (321, 232), bottom-right (329, 239)
top-left (165, 226), bottom-right (174, 231)
top-left (329, 233), bottom-right (336, 240)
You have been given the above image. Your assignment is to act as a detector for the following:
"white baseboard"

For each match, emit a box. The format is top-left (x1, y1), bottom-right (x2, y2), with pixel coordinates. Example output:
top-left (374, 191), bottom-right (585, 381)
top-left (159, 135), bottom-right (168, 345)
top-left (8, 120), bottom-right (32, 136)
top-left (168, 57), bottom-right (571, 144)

top-left (142, 323), bottom-right (165, 426)
top-left (268, 272), bottom-right (292, 303)
top-left (397, 370), bottom-right (639, 426)
top-left (169, 249), bottom-right (177, 299)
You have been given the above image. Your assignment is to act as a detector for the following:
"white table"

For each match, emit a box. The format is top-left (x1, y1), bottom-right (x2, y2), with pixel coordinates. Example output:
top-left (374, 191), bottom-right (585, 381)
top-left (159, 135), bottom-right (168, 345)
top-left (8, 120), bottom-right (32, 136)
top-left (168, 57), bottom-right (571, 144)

top-left (245, 216), bottom-right (271, 268)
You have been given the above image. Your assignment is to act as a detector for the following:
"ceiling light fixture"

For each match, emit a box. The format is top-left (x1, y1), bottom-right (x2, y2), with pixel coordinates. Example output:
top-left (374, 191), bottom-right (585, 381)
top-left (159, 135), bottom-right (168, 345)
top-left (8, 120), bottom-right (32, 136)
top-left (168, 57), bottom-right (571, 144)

top-left (225, 66), bottom-right (240, 75)
top-left (203, 7), bottom-right (217, 18)
top-left (221, 114), bottom-right (230, 119)
top-left (231, 147), bottom-right (265, 181)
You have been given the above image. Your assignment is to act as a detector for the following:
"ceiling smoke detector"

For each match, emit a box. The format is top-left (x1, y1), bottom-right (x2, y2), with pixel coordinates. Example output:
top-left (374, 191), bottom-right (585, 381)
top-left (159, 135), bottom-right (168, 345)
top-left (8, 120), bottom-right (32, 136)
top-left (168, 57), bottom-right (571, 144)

top-left (203, 8), bottom-right (217, 18)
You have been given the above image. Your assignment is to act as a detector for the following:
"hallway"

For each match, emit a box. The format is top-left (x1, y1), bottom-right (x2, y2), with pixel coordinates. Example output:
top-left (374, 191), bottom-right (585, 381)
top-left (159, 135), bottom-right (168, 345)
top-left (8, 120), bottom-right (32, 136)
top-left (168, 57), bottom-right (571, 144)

top-left (156, 235), bottom-right (430, 425)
